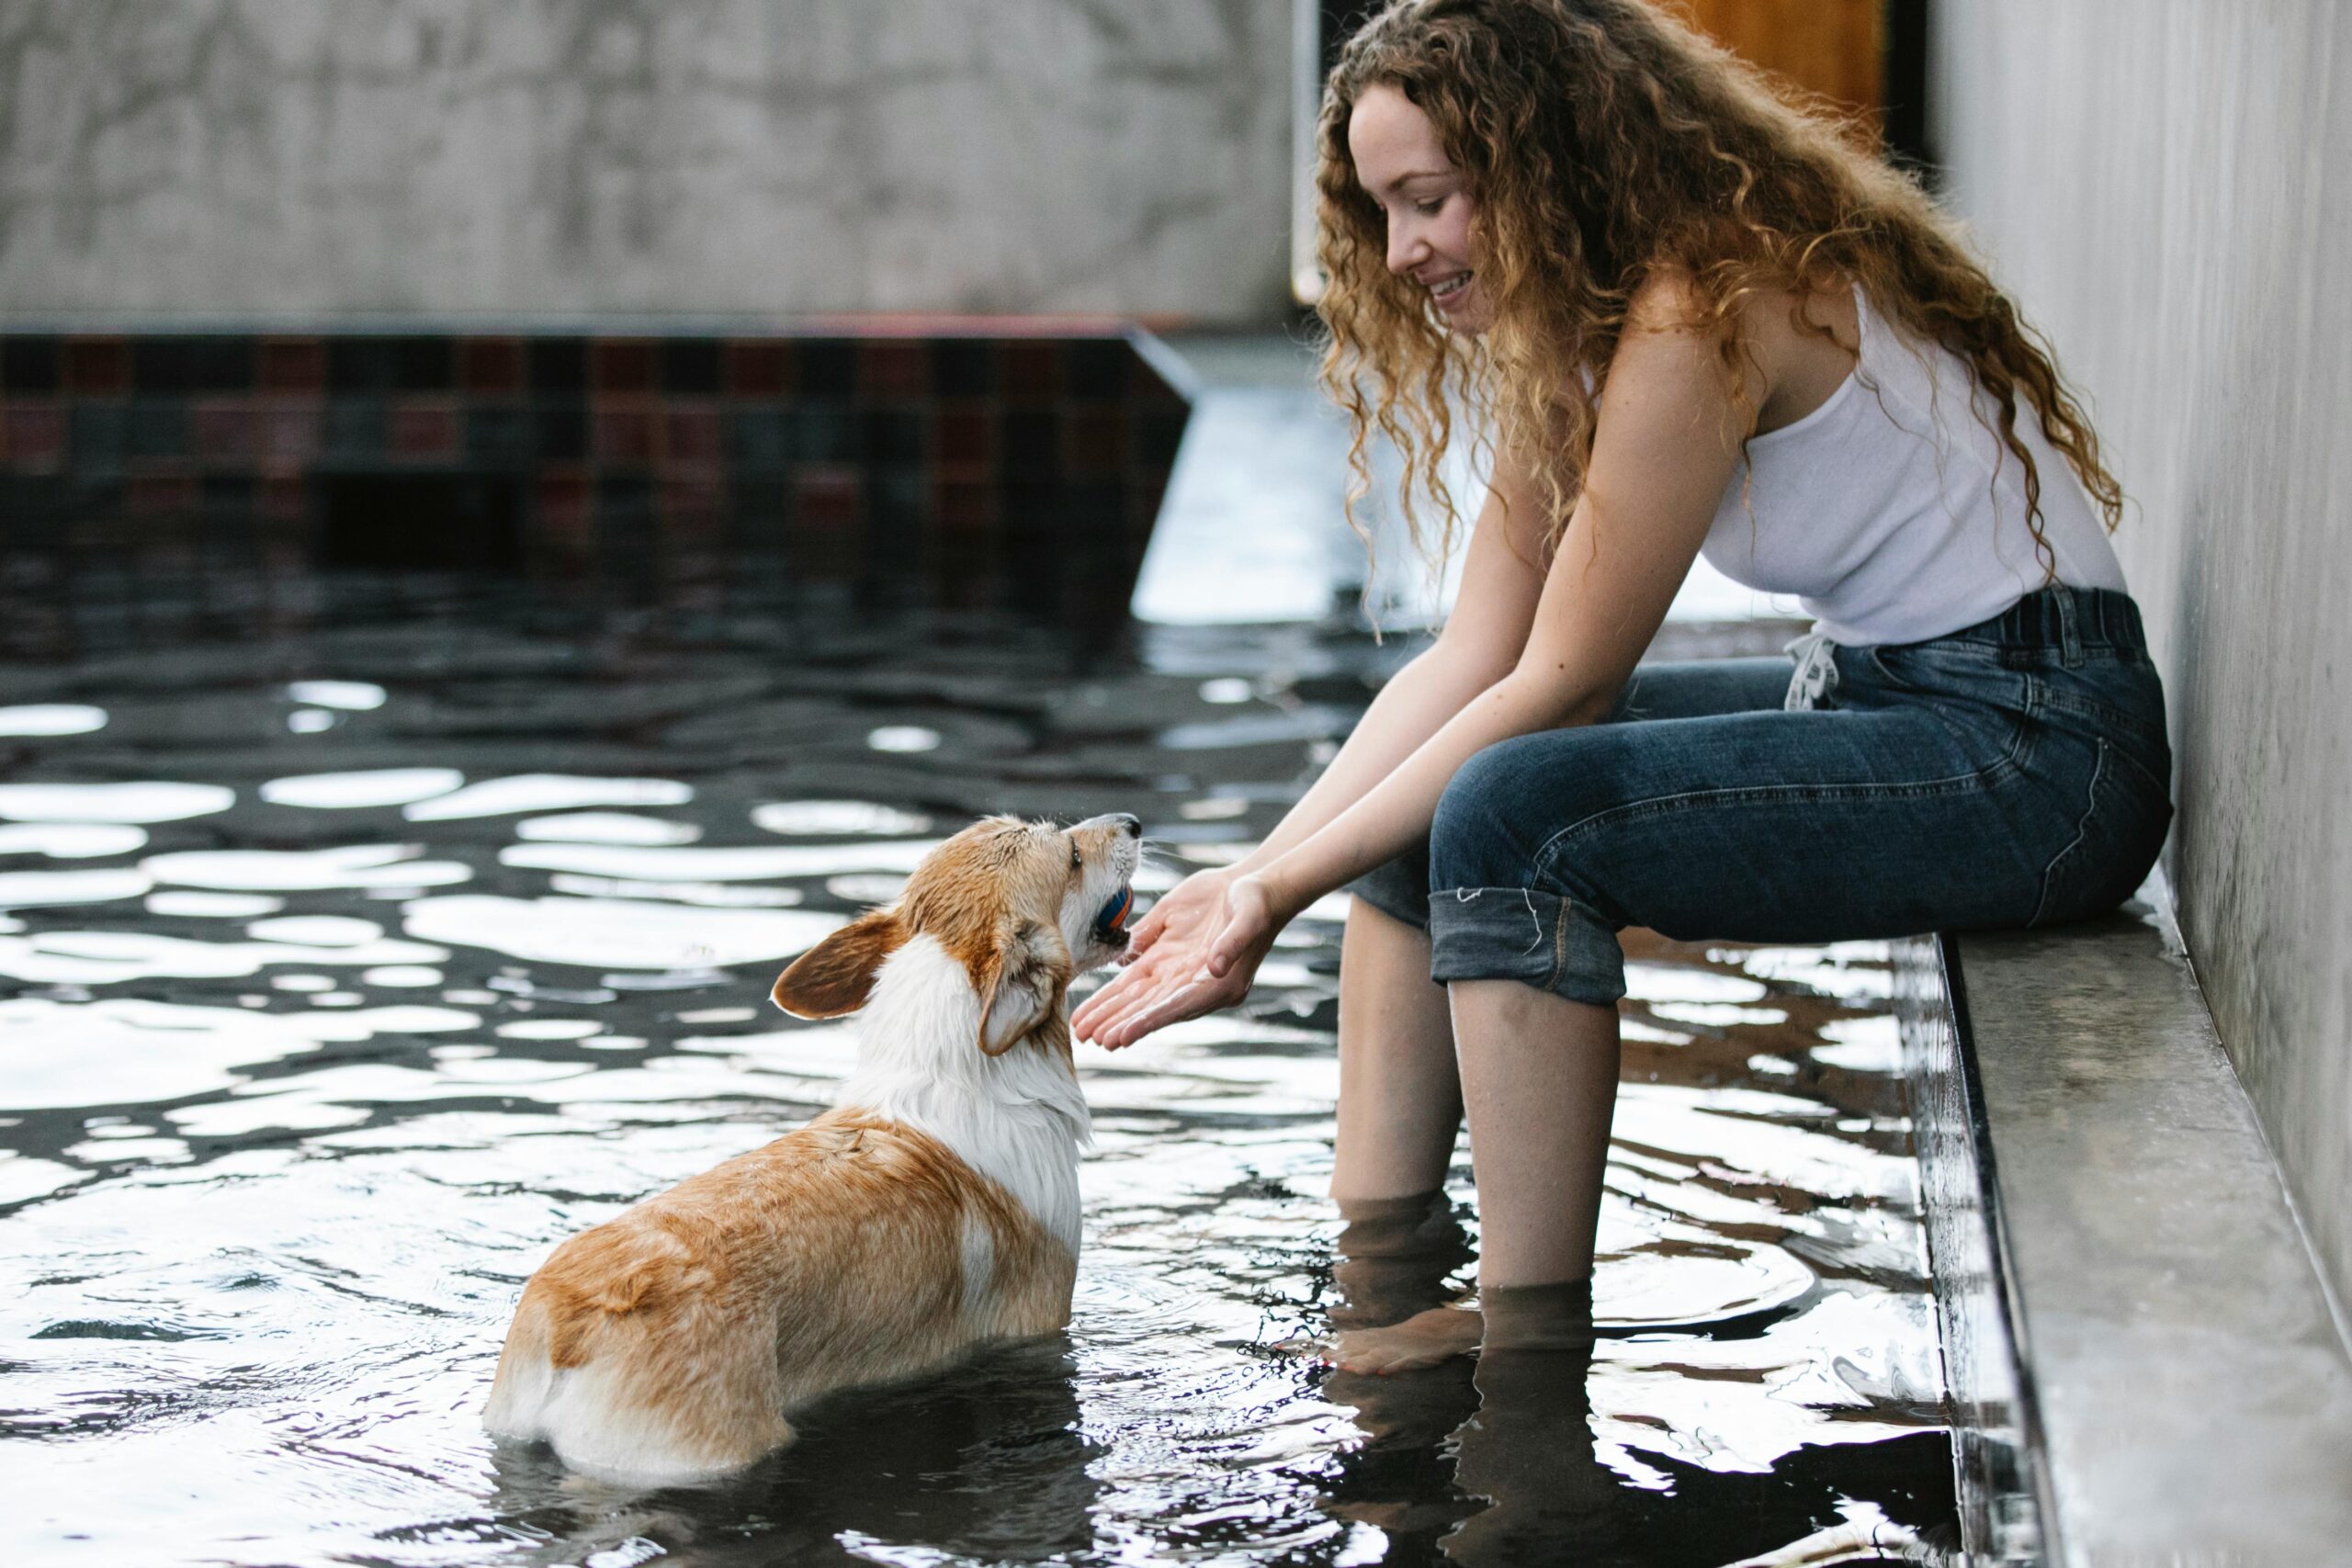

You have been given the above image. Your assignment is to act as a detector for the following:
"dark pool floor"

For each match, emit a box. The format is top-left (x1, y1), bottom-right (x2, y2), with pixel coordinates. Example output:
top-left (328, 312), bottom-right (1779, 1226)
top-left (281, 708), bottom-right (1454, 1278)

top-left (0, 579), bottom-right (1956, 1565)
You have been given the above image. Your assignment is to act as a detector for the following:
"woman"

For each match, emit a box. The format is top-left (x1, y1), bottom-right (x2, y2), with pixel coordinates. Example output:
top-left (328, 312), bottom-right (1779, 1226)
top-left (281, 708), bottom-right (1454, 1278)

top-left (1072, 0), bottom-right (2171, 1370)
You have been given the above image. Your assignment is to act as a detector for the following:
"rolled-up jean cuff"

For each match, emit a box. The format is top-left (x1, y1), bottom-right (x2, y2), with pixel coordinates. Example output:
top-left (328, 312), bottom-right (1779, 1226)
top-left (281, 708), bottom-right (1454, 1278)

top-left (1426, 886), bottom-right (1626, 1006)
top-left (1345, 854), bottom-right (1431, 932)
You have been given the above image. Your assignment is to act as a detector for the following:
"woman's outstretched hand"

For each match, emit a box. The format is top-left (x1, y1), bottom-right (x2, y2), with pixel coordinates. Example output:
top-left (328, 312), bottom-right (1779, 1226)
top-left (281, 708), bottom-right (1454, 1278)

top-left (1073, 869), bottom-right (1284, 1049)
top-left (1072, 867), bottom-right (1230, 1048)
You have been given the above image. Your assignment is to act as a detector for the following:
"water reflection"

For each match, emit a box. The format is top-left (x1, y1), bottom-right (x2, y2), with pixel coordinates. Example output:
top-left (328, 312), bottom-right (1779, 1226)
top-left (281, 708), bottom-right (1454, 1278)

top-left (144, 844), bottom-right (472, 891)
top-left (0, 590), bottom-right (1956, 1564)
top-left (0, 823), bottom-right (149, 858)
top-left (516, 812), bottom-right (705, 846)
top-left (0, 704), bottom-right (108, 737)
top-left (405, 775), bottom-right (694, 822)
top-left (0, 782), bottom-right (232, 822)
top-left (261, 768), bottom-right (466, 809)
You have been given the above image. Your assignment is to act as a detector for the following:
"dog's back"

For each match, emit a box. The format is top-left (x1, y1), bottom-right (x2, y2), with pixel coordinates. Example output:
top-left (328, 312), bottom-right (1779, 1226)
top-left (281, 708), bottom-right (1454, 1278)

top-left (484, 1109), bottom-right (1076, 1482)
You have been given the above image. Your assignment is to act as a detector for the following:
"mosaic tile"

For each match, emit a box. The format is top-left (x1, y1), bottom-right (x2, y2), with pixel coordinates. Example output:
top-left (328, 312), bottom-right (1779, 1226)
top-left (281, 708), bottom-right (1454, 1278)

top-left (0, 330), bottom-right (1188, 624)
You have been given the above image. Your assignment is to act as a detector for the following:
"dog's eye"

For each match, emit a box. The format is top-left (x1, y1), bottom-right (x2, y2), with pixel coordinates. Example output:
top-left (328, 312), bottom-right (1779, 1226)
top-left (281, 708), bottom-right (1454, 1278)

top-left (1069, 842), bottom-right (1083, 872)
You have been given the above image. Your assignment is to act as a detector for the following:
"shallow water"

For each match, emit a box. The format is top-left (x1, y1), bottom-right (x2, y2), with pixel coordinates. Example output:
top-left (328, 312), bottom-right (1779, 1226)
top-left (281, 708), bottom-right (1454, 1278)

top-left (1, 583), bottom-right (1954, 1565)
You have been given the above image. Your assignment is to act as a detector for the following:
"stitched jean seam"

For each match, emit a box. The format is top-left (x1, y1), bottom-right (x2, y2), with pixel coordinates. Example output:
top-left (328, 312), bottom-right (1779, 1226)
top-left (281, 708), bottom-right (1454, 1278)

top-left (1517, 650), bottom-right (2049, 888)
top-left (1528, 747), bottom-right (2028, 886)
top-left (2030, 738), bottom-right (2108, 928)
top-left (1523, 671), bottom-right (2042, 888)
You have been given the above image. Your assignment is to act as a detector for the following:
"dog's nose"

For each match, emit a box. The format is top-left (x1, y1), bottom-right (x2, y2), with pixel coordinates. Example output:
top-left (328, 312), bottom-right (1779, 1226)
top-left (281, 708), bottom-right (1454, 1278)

top-left (1111, 814), bottom-right (1141, 838)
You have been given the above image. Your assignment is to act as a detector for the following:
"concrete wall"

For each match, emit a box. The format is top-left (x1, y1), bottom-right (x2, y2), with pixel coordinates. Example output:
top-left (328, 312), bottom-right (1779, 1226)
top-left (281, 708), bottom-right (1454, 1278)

top-left (1933, 5), bottom-right (2352, 1305)
top-left (0, 0), bottom-right (1292, 325)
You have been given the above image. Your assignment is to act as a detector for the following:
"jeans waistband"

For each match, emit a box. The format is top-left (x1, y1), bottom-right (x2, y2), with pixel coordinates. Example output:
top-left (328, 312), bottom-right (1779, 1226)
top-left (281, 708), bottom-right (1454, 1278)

top-left (1944, 584), bottom-right (2148, 656)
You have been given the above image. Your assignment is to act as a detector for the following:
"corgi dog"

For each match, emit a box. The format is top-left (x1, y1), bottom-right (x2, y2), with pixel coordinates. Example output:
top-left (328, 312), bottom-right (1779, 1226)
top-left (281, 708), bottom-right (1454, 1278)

top-left (483, 812), bottom-right (1142, 1483)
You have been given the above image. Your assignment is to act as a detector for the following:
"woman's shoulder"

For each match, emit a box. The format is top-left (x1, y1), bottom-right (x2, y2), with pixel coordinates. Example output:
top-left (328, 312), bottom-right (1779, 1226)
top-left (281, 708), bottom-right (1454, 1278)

top-left (1621, 265), bottom-right (1715, 336)
top-left (1617, 267), bottom-right (1863, 437)
top-left (1621, 265), bottom-right (1860, 355)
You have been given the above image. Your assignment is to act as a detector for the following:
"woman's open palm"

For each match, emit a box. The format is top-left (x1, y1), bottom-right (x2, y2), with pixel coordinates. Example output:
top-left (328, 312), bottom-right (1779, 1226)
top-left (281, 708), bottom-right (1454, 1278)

top-left (1073, 868), bottom-right (1270, 1048)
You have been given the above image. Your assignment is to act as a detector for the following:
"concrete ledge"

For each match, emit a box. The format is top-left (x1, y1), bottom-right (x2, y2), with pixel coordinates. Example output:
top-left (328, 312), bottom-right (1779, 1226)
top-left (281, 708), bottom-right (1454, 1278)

top-left (1897, 886), bottom-right (2352, 1565)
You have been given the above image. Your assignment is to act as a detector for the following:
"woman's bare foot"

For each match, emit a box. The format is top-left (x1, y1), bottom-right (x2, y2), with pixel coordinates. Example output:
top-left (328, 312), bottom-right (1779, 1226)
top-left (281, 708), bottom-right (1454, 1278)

top-left (1331, 1193), bottom-right (1470, 1331)
top-left (1327, 1280), bottom-right (1596, 1374)
top-left (1330, 1305), bottom-right (1485, 1373)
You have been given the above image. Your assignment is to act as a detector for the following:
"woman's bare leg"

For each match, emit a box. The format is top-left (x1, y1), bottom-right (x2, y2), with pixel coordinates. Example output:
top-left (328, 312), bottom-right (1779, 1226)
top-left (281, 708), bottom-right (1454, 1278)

top-left (1331, 898), bottom-right (1462, 1201)
top-left (1451, 980), bottom-right (1620, 1289)
top-left (1325, 901), bottom-right (1473, 1342)
top-left (1333, 980), bottom-right (1620, 1373)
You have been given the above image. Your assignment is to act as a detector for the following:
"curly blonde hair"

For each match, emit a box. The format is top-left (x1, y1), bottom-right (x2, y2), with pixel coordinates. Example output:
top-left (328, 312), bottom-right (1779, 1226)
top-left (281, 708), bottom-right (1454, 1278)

top-left (1314, 0), bottom-right (2122, 586)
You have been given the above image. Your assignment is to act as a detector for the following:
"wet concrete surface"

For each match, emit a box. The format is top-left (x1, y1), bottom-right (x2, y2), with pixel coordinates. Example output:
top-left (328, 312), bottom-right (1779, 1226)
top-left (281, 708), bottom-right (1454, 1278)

top-left (1, 579), bottom-right (1952, 1564)
top-left (1929, 908), bottom-right (2352, 1563)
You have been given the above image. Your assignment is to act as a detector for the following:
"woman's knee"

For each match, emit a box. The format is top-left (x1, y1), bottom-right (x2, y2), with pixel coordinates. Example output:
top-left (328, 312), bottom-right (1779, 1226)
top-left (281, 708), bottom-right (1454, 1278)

top-left (1427, 736), bottom-right (1629, 1006)
top-left (1430, 730), bottom-right (1635, 895)
top-left (1430, 733), bottom-right (1559, 893)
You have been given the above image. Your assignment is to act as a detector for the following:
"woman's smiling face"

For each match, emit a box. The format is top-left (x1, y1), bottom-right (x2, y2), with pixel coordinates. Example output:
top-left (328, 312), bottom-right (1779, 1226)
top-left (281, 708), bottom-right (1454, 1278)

top-left (1348, 83), bottom-right (1488, 333)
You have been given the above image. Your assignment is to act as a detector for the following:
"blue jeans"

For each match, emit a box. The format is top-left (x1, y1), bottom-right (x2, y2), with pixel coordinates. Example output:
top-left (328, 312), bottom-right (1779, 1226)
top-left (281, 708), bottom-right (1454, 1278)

top-left (1348, 585), bottom-right (2175, 1006)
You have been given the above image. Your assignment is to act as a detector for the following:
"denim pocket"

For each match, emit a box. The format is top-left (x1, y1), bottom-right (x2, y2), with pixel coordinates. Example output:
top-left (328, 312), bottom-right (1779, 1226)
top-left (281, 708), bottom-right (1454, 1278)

top-left (2029, 737), bottom-right (2174, 926)
top-left (1862, 641), bottom-right (2032, 759)
top-left (1865, 640), bottom-right (2024, 701)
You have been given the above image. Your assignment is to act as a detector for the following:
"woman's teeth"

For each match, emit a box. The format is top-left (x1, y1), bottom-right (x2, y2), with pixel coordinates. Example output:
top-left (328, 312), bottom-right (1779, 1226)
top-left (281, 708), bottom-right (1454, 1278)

top-left (1430, 272), bottom-right (1471, 300)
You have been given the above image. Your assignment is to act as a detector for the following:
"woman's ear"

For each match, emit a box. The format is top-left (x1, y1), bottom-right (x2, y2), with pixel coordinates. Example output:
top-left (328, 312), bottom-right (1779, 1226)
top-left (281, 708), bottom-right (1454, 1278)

top-left (977, 917), bottom-right (1071, 1055)
top-left (772, 909), bottom-right (910, 1018)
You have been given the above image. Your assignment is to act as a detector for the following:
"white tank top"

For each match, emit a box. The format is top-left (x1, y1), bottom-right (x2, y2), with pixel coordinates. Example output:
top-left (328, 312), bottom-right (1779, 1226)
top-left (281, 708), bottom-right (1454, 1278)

top-left (1697, 285), bottom-right (2127, 646)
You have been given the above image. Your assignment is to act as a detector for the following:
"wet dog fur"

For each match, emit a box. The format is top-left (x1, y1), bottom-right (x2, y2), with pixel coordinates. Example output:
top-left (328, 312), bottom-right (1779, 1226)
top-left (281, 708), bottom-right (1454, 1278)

top-left (483, 812), bottom-right (1142, 1483)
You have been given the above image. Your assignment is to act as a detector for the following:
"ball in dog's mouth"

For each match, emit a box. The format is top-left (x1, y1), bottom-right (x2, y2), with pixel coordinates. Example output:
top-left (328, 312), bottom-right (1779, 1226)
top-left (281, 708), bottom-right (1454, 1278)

top-left (1093, 886), bottom-right (1134, 943)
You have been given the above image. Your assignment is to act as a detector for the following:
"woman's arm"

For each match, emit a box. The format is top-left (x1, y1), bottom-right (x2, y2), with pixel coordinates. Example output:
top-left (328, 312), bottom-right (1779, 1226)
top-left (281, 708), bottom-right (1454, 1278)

top-left (1071, 457), bottom-right (1549, 1045)
top-left (1232, 472), bottom-right (1551, 874)
top-left (1088, 276), bottom-right (1757, 1044)
top-left (1245, 281), bottom-right (1752, 919)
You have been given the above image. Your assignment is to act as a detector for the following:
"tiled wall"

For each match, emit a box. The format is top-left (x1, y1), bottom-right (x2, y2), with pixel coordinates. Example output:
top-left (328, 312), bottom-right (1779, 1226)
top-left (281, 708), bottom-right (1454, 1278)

top-left (0, 330), bottom-right (1190, 629)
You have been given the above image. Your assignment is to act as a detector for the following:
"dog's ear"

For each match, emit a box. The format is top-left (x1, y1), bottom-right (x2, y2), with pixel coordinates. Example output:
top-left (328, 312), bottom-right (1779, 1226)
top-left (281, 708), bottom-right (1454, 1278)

top-left (772, 909), bottom-right (910, 1018)
top-left (976, 917), bottom-right (1070, 1055)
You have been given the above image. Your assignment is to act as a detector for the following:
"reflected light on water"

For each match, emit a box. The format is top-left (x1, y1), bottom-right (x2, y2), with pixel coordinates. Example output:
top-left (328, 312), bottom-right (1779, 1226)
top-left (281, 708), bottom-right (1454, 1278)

top-left (144, 845), bottom-right (472, 892)
top-left (514, 812), bottom-right (706, 846)
top-left (404, 774), bottom-right (695, 822)
top-left (0, 704), bottom-right (107, 736)
top-left (751, 800), bottom-right (935, 836)
top-left (261, 768), bottom-right (466, 809)
top-left (0, 782), bottom-right (233, 823)
top-left (0, 824), bottom-right (149, 859)
top-left (286, 680), bottom-right (389, 711)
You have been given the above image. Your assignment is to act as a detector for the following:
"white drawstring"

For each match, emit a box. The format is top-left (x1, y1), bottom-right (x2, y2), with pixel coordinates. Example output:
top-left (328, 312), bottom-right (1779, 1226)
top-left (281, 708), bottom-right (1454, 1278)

top-left (1783, 629), bottom-right (1840, 711)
